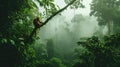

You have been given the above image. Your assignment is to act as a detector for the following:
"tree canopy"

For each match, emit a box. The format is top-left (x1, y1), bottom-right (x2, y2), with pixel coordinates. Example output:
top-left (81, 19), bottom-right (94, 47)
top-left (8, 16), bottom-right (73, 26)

top-left (90, 0), bottom-right (120, 34)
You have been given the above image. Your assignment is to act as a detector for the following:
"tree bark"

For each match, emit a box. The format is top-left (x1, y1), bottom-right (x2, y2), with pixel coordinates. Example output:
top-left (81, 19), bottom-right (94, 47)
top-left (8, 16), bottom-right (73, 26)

top-left (28, 0), bottom-right (76, 41)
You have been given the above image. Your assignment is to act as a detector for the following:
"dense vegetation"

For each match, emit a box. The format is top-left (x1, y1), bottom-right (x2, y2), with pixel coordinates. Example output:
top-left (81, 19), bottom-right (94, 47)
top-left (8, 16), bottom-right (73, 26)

top-left (0, 0), bottom-right (120, 67)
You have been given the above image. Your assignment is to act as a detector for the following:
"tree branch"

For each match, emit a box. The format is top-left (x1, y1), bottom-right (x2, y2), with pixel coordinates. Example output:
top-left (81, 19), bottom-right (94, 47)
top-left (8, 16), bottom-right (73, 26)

top-left (39, 0), bottom-right (76, 28)
top-left (28, 0), bottom-right (76, 41)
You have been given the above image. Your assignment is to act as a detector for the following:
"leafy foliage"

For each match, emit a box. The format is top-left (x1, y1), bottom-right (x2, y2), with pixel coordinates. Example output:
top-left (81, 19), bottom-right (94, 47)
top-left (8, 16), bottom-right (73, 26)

top-left (0, 0), bottom-right (58, 66)
top-left (0, 0), bottom-right (84, 67)
top-left (2, 0), bottom-right (119, 67)
top-left (64, 0), bottom-right (84, 9)
top-left (76, 34), bottom-right (120, 67)
top-left (90, 0), bottom-right (120, 34)
top-left (36, 0), bottom-right (58, 17)
top-left (90, 0), bottom-right (120, 20)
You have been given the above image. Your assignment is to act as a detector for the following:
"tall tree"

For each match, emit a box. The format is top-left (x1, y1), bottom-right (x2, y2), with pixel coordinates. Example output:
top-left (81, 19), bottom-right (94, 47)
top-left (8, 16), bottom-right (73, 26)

top-left (90, 0), bottom-right (120, 35)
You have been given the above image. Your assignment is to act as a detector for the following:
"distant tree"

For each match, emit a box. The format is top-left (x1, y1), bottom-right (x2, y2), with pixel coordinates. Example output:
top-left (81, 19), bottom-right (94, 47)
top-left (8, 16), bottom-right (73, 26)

top-left (46, 39), bottom-right (55, 59)
top-left (90, 0), bottom-right (120, 35)
top-left (71, 14), bottom-right (85, 23)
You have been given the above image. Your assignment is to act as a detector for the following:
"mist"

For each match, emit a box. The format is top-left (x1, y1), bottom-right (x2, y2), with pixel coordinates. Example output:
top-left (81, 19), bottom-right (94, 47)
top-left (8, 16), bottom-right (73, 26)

top-left (38, 13), bottom-right (98, 59)
top-left (35, 0), bottom-right (120, 66)
top-left (32, 0), bottom-right (107, 65)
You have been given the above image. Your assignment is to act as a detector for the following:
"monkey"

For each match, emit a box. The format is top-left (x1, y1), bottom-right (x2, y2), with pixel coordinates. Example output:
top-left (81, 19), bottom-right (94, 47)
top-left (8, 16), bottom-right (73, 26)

top-left (33, 17), bottom-right (42, 28)
top-left (33, 17), bottom-right (43, 36)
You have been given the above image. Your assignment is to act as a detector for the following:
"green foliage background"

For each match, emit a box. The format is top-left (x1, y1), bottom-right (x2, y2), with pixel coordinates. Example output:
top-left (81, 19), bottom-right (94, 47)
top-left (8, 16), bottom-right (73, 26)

top-left (0, 0), bottom-right (120, 67)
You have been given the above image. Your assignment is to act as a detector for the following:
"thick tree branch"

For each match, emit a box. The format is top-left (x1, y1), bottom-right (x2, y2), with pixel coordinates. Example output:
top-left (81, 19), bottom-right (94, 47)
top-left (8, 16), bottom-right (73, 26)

top-left (28, 0), bottom-right (76, 41)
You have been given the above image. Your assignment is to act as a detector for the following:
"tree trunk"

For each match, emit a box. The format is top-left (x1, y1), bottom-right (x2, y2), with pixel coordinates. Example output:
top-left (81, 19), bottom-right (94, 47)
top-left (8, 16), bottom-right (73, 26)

top-left (107, 20), bottom-right (113, 35)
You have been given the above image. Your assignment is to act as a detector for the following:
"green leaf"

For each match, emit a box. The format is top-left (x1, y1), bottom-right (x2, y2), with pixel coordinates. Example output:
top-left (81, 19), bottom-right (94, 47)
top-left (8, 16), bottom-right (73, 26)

top-left (1, 38), bottom-right (7, 44)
